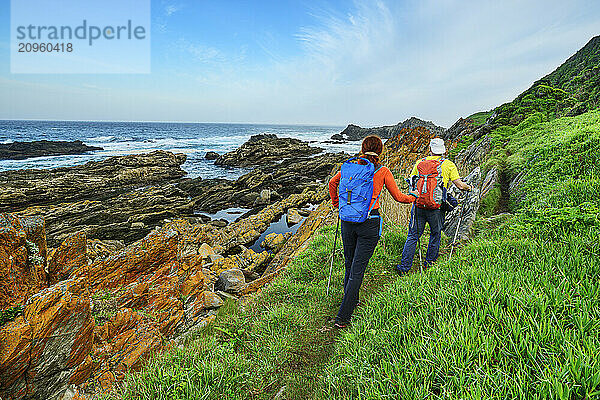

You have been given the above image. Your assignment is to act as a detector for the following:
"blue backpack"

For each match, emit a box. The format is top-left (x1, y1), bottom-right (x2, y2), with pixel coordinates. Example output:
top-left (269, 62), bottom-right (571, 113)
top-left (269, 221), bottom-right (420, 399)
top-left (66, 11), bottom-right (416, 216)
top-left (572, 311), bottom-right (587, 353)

top-left (338, 157), bottom-right (382, 223)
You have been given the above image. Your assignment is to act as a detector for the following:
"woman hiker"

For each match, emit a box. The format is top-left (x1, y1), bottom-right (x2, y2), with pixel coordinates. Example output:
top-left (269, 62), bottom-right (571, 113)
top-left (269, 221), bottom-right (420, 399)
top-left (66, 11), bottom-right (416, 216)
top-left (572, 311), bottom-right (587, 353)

top-left (328, 135), bottom-right (415, 328)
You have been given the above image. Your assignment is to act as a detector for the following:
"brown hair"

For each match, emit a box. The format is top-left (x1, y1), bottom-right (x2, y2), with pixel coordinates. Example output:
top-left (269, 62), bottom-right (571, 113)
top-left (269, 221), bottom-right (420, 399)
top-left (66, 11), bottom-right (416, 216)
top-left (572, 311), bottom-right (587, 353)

top-left (361, 135), bottom-right (383, 167)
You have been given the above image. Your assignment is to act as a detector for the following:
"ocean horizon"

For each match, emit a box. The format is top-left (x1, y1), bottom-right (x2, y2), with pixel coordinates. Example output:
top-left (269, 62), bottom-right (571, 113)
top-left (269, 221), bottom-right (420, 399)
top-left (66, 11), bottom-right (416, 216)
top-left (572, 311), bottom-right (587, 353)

top-left (0, 119), bottom-right (360, 179)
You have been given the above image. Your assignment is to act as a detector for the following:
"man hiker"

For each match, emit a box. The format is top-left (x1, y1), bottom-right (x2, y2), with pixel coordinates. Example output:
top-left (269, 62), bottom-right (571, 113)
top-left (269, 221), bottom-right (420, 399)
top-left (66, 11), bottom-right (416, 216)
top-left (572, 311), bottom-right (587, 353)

top-left (396, 138), bottom-right (472, 274)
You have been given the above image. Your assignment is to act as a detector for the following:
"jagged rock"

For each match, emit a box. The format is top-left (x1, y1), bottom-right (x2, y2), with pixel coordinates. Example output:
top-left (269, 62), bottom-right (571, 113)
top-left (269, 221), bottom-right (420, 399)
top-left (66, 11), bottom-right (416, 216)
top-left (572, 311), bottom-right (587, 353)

top-left (444, 117), bottom-right (477, 141)
top-left (0, 150), bottom-right (187, 213)
top-left (0, 280), bottom-right (94, 400)
top-left (18, 184), bottom-right (195, 246)
top-left (0, 140), bottom-right (102, 161)
top-left (481, 167), bottom-right (498, 198)
top-left (86, 239), bottom-right (125, 263)
top-left (287, 208), bottom-right (303, 225)
top-left (47, 231), bottom-right (87, 285)
top-left (214, 134), bottom-right (323, 167)
top-left (261, 232), bottom-right (288, 251)
top-left (455, 135), bottom-right (491, 175)
top-left (443, 167), bottom-right (483, 242)
top-left (0, 214), bottom-right (47, 309)
top-left (180, 152), bottom-right (346, 213)
top-left (216, 268), bottom-right (246, 294)
top-left (204, 151), bottom-right (219, 160)
top-left (333, 117), bottom-right (446, 141)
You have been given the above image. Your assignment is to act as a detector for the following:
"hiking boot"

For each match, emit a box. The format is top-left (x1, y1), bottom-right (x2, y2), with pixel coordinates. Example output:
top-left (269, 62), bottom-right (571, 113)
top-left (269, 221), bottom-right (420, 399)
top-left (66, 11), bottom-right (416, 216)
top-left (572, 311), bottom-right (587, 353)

top-left (334, 321), bottom-right (350, 329)
top-left (394, 265), bottom-right (410, 276)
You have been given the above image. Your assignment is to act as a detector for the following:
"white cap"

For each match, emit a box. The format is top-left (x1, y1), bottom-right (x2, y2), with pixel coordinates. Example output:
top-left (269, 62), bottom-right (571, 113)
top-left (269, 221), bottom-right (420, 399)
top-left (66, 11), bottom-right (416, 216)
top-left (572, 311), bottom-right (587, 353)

top-left (430, 138), bottom-right (446, 155)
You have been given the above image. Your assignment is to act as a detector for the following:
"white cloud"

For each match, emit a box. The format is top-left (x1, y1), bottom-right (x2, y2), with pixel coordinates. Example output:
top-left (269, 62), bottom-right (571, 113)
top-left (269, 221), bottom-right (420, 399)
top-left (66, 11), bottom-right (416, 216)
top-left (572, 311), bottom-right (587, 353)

top-left (2, 0), bottom-right (599, 126)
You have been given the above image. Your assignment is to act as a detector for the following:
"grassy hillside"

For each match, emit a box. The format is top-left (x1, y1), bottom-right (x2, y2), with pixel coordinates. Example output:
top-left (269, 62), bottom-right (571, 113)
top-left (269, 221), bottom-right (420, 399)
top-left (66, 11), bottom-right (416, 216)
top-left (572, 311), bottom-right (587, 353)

top-left (491, 36), bottom-right (600, 126)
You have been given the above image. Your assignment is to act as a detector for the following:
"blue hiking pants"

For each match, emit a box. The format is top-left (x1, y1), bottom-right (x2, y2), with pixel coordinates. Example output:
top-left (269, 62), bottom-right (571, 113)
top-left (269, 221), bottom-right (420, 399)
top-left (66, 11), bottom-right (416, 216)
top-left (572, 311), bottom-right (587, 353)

top-left (399, 205), bottom-right (442, 270)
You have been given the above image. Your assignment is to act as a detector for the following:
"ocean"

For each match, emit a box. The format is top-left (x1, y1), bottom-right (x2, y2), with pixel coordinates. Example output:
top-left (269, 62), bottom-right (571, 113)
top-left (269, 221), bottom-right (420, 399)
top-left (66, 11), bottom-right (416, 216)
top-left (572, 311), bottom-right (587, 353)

top-left (0, 120), bottom-right (359, 179)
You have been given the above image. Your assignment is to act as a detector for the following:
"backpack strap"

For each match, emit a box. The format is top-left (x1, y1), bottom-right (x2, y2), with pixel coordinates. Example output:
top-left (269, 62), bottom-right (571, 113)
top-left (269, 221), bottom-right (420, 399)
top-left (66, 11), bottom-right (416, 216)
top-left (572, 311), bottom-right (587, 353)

top-left (367, 166), bottom-right (383, 217)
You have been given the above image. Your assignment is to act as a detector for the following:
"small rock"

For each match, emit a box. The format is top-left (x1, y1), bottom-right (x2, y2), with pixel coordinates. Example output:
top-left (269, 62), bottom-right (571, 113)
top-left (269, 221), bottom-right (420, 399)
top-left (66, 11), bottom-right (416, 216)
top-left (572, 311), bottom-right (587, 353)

top-left (209, 253), bottom-right (224, 263)
top-left (198, 243), bottom-right (216, 260)
top-left (216, 290), bottom-right (239, 300)
top-left (253, 189), bottom-right (272, 206)
top-left (261, 232), bottom-right (287, 251)
top-left (242, 270), bottom-right (260, 281)
top-left (131, 222), bottom-right (145, 229)
top-left (286, 208), bottom-right (303, 225)
top-left (298, 208), bottom-right (311, 217)
top-left (203, 291), bottom-right (224, 309)
top-left (205, 151), bottom-right (219, 160)
top-left (216, 268), bottom-right (246, 294)
top-left (210, 219), bottom-right (228, 228)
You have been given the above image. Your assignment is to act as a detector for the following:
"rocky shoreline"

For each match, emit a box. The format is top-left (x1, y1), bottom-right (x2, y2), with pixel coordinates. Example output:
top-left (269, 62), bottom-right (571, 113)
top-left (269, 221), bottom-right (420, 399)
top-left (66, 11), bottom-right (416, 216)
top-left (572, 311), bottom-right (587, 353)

top-left (0, 140), bottom-right (102, 160)
top-left (0, 133), bottom-right (346, 399)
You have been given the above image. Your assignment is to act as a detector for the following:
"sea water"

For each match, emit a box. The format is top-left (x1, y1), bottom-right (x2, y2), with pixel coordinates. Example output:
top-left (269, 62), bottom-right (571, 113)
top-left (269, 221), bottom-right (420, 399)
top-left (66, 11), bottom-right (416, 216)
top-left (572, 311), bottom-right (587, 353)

top-left (0, 120), bottom-right (360, 179)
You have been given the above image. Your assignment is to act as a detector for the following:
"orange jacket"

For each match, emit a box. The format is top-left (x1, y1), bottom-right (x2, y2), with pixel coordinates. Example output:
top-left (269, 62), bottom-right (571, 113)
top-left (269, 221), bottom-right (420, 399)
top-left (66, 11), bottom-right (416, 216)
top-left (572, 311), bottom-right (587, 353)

top-left (328, 166), bottom-right (415, 209)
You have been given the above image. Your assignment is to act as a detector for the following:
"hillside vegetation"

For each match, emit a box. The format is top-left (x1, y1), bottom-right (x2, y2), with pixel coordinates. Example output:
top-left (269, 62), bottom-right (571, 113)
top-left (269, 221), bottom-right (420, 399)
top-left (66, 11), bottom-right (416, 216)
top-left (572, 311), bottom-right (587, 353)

top-left (491, 36), bottom-right (600, 126)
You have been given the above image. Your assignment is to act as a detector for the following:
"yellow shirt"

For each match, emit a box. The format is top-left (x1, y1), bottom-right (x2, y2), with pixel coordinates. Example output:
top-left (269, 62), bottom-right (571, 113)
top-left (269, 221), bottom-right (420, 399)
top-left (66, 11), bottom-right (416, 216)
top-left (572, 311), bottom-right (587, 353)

top-left (410, 156), bottom-right (460, 188)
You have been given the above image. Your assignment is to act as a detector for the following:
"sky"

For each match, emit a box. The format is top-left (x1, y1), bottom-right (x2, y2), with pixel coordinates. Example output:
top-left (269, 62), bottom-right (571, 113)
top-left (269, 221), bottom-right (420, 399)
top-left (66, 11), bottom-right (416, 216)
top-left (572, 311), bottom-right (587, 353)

top-left (0, 0), bottom-right (599, 127)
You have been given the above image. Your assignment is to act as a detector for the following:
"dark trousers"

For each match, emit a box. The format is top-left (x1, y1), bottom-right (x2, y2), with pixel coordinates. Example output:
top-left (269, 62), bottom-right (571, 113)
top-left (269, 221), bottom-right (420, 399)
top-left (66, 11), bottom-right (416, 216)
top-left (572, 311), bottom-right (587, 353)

top-left (399, 206), bottom-right (442, 269)
top-left (336, 210), bottom-right (381, 323)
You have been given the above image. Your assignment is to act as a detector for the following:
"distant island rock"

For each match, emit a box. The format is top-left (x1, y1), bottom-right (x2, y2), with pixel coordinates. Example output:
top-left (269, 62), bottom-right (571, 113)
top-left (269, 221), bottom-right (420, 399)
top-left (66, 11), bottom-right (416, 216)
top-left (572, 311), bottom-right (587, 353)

top-left (205, 151), bottom-right (219, 160)
top-left (214, 133), bottom-right (323, 167)
top-left (0, 140), bottom-right (102, 160)
top-left (332, 117), bottom-right (446, 141)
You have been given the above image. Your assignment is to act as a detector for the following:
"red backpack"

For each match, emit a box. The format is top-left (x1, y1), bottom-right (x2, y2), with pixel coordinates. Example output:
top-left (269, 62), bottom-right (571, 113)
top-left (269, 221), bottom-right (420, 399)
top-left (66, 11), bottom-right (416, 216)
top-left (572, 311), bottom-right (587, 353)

top-left (412, 157), bottom-right (445, 209)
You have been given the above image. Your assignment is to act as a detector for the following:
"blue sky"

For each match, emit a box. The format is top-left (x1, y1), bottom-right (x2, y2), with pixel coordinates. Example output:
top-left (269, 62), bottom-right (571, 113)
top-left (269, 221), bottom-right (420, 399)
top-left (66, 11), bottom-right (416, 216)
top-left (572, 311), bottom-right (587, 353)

top-left (1, 0), bottom-right (599, 126)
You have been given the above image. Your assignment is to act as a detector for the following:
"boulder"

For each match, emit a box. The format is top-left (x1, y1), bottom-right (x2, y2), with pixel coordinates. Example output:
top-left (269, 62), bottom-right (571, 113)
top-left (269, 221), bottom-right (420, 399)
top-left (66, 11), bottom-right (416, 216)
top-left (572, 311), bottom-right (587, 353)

top-left (216, 268), bottom-right (246, 294)
top-left (287, 208), bottom-right (303, 225)
top-left (0, 140), bottom-right (102, 161)
top-left (261, 232), bottom-right (288, 251)
top-left (204, 151), bottom-right (219, 160)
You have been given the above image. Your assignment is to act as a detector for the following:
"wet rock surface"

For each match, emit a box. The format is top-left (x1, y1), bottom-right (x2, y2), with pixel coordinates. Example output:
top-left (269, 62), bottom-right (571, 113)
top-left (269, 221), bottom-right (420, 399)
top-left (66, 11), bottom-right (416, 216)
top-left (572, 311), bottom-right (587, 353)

top-left (0, 140), bottom-right (102, 160)
top-left (0, 150), bottom-right (187, 212)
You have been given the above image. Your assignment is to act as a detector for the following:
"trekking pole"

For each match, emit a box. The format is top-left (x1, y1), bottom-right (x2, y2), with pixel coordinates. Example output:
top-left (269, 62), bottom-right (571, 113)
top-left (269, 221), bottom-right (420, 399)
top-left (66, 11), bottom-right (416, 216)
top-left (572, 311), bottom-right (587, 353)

top-left (326, 213), bottom-right (340, 295)
top-left (414, 204), bottom-right (423, 272)
top-left (449, 193), bottom-right (467, 259)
